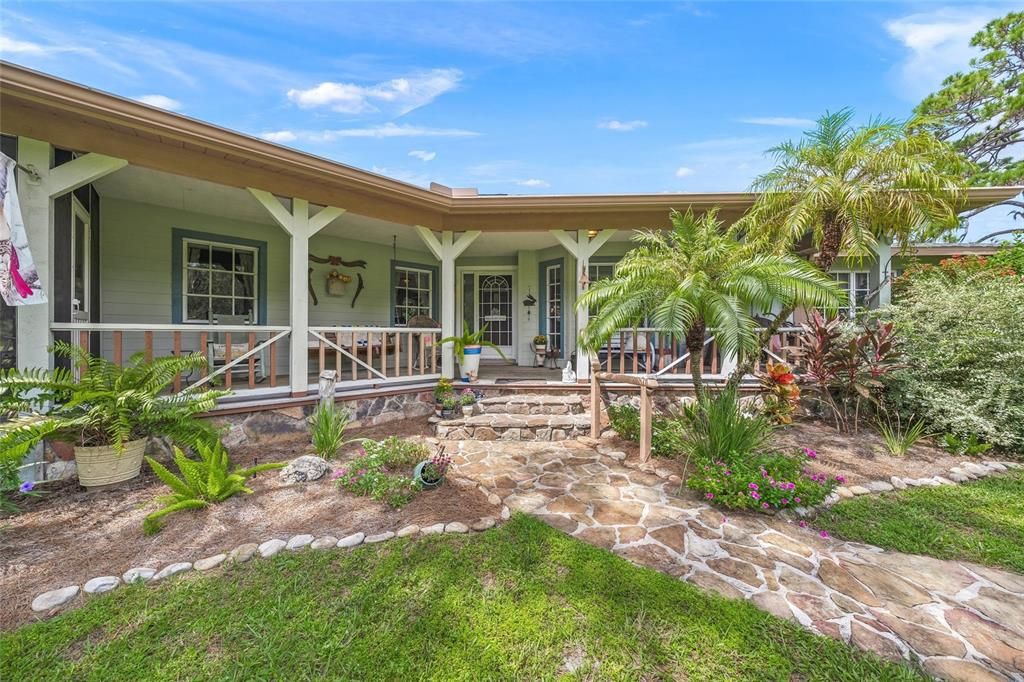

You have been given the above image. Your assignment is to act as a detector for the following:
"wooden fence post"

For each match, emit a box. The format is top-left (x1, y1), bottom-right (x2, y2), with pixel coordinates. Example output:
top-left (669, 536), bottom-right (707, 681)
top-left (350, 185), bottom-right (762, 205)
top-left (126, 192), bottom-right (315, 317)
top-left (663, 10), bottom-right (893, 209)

top-left (590, 363), bottom-right (601, 438)
top-left (639, 383), bottom-right (652, 462)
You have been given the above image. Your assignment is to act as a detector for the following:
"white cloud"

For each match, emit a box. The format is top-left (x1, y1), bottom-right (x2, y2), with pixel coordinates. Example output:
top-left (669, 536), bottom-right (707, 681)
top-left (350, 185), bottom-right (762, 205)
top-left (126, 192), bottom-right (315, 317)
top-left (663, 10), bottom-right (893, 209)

top-left (409, 150), bottom-right (437, 161)
top-left (884, 7), bottom-right (1006, 98)
top-left (675, 166), bottom-right (695, 178)
top-left (598, 119), bottom-right (648, 132)
top-left (517, 178), bottom-right (550, 188)
top-left (287, 68), bottom-right (462, 116)
top-left (738, 117), bottom-right (814, 127)
top-left (135, 94), bottom-right (182, 111)
top-left (310, 124), bottom-right (478, 140)
top-left (0, 36), bottom-right (49, 55)
top-left (259, 130), bottom-right (298, 143)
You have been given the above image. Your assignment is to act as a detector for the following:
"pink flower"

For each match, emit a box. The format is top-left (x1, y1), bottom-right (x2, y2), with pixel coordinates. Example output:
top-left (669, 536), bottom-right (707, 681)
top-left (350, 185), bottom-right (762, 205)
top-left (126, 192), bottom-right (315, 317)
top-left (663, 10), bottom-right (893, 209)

top-left (705, 492), bottom-right (714, 500)
top-left (751, 491), bottom-right (761, 500)
top-left (819, 530), bottom-right (830, 539)
top-left (803, 447), bottom-right (818, 459)
top-left (748, 483), bottom-right (759, 491)
top-left (781, 498), bottom-right (789, 505)
top-left (835, 475), bottom-right (846, 484)
top-left (798, 520), bottom-right (807, 528)
top-left (761, 502), bottom-right (769, 509)
top-left (794, 497), bottom-right (801, 503)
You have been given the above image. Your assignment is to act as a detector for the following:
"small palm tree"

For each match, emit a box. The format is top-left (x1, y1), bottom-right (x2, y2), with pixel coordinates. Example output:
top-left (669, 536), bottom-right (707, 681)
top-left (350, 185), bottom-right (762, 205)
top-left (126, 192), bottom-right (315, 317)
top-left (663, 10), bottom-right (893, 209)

top-left (743, 108), bottom-right (970, 271)
top-left (578, 209), bottom-right (840, 398)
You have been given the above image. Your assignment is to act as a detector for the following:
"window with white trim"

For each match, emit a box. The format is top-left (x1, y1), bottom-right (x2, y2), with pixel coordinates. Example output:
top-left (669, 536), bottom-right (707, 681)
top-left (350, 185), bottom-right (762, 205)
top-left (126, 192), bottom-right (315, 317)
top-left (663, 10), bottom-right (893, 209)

top-left (831, 271), bottom-right (870, 318)
top-left (394, 266), bottom-right (433, 325)
top-left (183, 239), bottom-right (259, 322)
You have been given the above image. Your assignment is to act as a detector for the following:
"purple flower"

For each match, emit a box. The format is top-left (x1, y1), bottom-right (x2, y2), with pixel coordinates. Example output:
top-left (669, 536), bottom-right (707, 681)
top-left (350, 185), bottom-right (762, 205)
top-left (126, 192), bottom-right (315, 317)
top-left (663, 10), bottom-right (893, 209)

top-left (819, 530), bottom-right (830, 539)
top-left (781, 498), bottom-right (789, 505)
top-left (798, 520), bottom-right (807, 528)
top-left (803, 447), bottom-right (818, 459)
top-left (794, 497), bottom-right (801, 504)
top-left (751, 491), bottom-right (761, 500)
top-left (18, 481), bottom-right (33, 493)
top-left (748, 483), bottom-right (759, 491)
top-left (724, 470), bottom-right (732, 476)
top-left (704, 492), bottom-right (714, 500)
top-left (761, 502), bottom-right (769, 509)
top-left (835, 475), bottom-right (846, 484)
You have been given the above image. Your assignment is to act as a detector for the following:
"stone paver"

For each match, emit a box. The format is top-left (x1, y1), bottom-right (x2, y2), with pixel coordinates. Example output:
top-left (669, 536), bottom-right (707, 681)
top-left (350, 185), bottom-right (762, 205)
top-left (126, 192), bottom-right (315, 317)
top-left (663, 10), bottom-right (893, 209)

top-left (445, 438), bottom-right (1024, 681)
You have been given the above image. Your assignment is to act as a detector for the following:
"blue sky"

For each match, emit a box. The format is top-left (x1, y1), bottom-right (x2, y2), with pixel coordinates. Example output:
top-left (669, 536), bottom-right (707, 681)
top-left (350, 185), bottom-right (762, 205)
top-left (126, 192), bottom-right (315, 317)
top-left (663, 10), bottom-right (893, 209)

top-left (1, 1), bottom-right (1019, 238)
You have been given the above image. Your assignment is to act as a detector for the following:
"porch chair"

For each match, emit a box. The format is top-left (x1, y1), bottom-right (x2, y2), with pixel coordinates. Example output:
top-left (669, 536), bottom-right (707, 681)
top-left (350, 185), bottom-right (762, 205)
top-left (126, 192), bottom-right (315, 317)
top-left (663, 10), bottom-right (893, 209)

top-left (597, 330), bottom-right (655, 373)
top-left (207, 314), bottom-right (267, 383)
top-left (406, 315), bottom-right (442, 371)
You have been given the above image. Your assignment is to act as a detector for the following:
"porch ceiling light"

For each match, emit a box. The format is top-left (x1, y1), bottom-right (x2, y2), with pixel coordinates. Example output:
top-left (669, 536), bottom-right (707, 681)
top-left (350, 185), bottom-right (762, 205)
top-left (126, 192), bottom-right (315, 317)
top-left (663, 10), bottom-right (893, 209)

top-left (587, 229), bottom-right (599, 239)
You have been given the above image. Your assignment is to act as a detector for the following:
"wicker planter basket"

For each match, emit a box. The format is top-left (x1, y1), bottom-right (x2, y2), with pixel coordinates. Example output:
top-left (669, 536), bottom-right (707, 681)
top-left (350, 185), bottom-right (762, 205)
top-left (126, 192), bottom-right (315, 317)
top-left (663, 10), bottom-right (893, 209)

top-left (75, 438), bottom-right (147, 489)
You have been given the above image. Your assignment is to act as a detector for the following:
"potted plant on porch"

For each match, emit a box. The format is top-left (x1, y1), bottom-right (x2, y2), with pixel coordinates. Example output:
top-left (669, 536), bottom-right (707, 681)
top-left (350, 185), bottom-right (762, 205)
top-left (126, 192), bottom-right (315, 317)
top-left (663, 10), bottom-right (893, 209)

top-left (0, 342), bottom-right (227, 489)
top-left (440, 321), bottom-right (508, 382)
top-left (459, 388), bottom-right (477, 417)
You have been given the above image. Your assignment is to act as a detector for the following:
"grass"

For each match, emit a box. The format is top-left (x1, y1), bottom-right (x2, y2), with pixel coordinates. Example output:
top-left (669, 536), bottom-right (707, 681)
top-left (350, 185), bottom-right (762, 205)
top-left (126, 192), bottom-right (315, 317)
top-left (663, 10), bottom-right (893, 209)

top-left (0, 515), bottom-right (922, 681)
top-left (818, 469), bottom-right (1024, 574)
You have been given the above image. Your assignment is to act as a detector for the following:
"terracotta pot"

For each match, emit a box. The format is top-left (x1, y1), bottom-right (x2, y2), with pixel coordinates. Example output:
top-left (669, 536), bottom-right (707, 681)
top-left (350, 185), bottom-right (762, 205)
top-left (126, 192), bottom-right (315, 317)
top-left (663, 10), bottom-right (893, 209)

top-left (75, 438), bottom-right (147, 489)
top-left (47, 441), bottom-right (76, 461)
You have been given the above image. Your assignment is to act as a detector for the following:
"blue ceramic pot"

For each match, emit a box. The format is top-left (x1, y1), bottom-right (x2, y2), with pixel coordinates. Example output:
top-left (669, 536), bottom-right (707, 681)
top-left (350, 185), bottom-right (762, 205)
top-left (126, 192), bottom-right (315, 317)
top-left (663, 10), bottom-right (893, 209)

top-left (414, 460), bottom-right (444, 488)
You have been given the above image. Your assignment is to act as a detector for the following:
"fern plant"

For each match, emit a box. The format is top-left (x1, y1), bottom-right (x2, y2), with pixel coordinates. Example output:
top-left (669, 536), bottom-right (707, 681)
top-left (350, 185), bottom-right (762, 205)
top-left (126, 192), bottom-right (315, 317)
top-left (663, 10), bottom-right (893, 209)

top-left (143, 441), bottom-right (284, 534)
top-left (0, 341), bottom-right (229, 458)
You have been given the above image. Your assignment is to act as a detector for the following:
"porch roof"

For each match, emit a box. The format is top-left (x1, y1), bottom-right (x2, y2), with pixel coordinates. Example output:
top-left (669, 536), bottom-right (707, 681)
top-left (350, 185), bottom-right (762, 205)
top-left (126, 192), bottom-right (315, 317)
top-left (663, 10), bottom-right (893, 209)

top-left (2, 61), bottom-right (1020, 232)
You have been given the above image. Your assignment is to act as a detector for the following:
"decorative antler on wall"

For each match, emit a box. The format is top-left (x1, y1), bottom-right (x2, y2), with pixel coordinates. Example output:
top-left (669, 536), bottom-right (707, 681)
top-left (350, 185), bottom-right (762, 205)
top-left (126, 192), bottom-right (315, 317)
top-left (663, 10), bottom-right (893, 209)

top-left (308, 253), bottom-right (368, 306)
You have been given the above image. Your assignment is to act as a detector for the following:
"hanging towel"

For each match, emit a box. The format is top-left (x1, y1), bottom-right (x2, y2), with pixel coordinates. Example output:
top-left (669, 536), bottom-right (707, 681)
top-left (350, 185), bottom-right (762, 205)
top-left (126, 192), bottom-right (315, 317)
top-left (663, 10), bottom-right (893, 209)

top-left (0, 152), bottom-right (47, 306)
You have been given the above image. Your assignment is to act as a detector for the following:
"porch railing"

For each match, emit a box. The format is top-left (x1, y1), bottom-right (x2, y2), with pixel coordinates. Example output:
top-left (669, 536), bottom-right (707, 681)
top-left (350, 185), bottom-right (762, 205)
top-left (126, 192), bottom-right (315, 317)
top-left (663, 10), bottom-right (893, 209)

top-left (49, 323), bottom-right (292, 394)
top-left (598, 326), bottom-right (806, 379)
top-left (308, 326), bottom-right (441, 384)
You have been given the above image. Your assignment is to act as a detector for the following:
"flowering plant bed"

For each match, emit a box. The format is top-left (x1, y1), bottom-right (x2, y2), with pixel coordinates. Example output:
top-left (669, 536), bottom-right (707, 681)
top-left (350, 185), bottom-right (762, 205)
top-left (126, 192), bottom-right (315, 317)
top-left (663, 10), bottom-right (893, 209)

top-left (687, 447), bottom-right (841, 512)
top-left (333, 437), bottom-right (431, 508)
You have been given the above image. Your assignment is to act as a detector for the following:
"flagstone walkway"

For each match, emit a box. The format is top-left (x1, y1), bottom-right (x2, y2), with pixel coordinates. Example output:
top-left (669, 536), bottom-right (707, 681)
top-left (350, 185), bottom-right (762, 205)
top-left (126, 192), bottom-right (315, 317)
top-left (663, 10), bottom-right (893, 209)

top-left (446, 438), bottom-right (1024, 682)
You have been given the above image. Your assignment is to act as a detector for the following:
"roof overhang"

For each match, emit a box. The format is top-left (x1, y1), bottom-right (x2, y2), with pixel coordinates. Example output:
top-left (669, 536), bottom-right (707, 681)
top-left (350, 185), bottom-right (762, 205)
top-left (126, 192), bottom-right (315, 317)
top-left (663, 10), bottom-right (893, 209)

top-left (1, 62), bottom-right (1020, 232)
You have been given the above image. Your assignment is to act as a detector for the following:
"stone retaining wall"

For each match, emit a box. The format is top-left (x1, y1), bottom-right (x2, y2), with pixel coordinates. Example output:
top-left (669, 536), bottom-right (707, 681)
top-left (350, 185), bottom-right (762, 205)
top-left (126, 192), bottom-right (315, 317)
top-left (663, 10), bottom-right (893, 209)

top-left (212, 390), bottom-right (435, 447)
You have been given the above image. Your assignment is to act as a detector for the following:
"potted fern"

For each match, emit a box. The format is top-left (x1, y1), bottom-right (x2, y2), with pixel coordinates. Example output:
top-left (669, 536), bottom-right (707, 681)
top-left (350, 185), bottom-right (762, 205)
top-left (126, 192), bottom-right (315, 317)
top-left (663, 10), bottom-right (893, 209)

top-left (440, 321), bottom-right (508, 382)
top-left (0, 342), bottom-right (228, 489)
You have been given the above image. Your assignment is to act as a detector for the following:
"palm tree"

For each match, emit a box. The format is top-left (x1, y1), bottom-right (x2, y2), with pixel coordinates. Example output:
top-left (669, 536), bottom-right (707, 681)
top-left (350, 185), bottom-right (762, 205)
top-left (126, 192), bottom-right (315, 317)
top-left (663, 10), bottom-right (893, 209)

top-left (724, 108), bottom-right (970, 388)
top-left (578, 209), bottom-right (840, 398)
top-left (742, 108), bottom-right (970, 271)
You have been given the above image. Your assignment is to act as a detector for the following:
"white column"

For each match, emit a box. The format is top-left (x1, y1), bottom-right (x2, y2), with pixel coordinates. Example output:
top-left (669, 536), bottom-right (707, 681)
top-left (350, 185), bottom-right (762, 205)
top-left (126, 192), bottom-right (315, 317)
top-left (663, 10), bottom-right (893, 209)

top-left (249, 189), bottom-right (344, 396)
top-left (414, 226), bottom-right (480, 378)
top-left (551, 228), bottom-right (615, 380)
top-left (875, 239), bottom-right (893, 308)
top-left (15, 138), bottom-right (126, 371)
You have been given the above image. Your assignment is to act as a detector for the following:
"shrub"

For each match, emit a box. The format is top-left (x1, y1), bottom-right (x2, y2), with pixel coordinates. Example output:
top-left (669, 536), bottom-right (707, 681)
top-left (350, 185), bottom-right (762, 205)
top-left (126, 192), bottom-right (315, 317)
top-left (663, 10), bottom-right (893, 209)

top-left (795, 312), bottom-right (901, 432)
top-left (309, 402), bottom-right (350, 459)
top-left (143, 441), bottom-right (284, 534)
top-left (334, 437), bottom-right (429, 508)
top-left (940, 433), bottom-right (993, 457)
top-left (606, 404), bottom-right (685, 458)
top-left (687, 448), bottom-right (841, 512)
top-left (757, 360), bottom-right (800, 425)
top-left (885, 271), bottom-right (1024, 452)
top-left (676, 388), bottom-right (774, 464)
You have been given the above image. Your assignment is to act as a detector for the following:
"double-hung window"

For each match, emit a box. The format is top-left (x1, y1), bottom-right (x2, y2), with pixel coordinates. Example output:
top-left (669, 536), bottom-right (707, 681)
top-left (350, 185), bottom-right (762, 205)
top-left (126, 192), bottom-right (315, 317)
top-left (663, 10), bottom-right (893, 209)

top-left (393, 265), bottom-right (434, 325)
top-left (183, 238), bottom-right (259, 323)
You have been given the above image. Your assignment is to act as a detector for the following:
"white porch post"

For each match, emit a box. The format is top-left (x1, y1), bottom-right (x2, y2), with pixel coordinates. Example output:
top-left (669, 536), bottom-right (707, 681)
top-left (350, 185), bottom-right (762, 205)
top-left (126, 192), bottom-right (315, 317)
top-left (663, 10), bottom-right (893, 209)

top-left (874, 239), bottom-right (893, 308)
top-left (249, 189), bottom-right (344, 396)
top-left (414, 226), bottom-right (480, 378)
top-left (14, 138), bottom-right (126, 371)
top-left (551, 229), bottom-right (615, 380)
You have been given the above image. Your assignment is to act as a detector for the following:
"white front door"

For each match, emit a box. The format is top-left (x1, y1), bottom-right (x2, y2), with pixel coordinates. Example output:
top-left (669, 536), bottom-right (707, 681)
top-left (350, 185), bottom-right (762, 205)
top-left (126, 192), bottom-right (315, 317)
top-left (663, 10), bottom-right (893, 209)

top-left (460, 271), bottom-right (515, 359)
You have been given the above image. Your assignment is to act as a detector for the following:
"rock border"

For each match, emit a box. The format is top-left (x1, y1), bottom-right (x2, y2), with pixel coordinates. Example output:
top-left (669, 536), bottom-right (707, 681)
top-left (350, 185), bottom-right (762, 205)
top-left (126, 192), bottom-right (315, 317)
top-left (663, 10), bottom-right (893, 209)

top-left (28, 505), bottom-right (510, 617)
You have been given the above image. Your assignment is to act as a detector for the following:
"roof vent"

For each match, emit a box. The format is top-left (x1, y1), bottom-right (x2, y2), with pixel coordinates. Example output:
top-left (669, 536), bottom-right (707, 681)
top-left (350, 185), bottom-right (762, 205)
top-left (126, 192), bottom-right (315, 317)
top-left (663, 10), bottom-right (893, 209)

top-left (429, 182), bottom-right (479, 197)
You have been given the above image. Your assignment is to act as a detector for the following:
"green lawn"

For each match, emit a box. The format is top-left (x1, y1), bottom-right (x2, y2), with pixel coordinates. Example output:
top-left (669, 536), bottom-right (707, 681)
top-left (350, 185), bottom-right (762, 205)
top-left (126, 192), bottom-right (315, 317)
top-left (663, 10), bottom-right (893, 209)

top-left (818, 469), bottom-right (1024, 574)
top-left (1, 515), bottom-right (921, 681)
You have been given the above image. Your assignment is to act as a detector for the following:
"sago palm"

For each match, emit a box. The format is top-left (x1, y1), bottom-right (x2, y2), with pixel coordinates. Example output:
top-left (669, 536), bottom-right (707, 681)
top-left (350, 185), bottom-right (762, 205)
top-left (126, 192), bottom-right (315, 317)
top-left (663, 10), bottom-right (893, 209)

top-left (578, 209), bottom-right (840, 398)
top-left (742, 108), bottom-right (970, 271)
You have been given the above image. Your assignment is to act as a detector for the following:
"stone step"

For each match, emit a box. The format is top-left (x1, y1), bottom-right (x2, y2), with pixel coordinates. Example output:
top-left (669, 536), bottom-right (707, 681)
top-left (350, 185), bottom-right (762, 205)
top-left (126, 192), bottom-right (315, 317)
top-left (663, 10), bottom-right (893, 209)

top-left (436, 412), bottom-right (591, 441)
top-left (477, 393), bottom-right (585, 415)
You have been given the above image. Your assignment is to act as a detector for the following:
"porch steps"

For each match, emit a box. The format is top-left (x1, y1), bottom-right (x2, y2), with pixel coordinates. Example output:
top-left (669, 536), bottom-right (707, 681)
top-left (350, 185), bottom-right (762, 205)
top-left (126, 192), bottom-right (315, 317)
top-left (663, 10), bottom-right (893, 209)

top-left (435, 412), bottom-right (591, 441)
top-left (435, 393), bottom-right (590, 441)
top-left (477, 394), bottom-right (585, 416)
